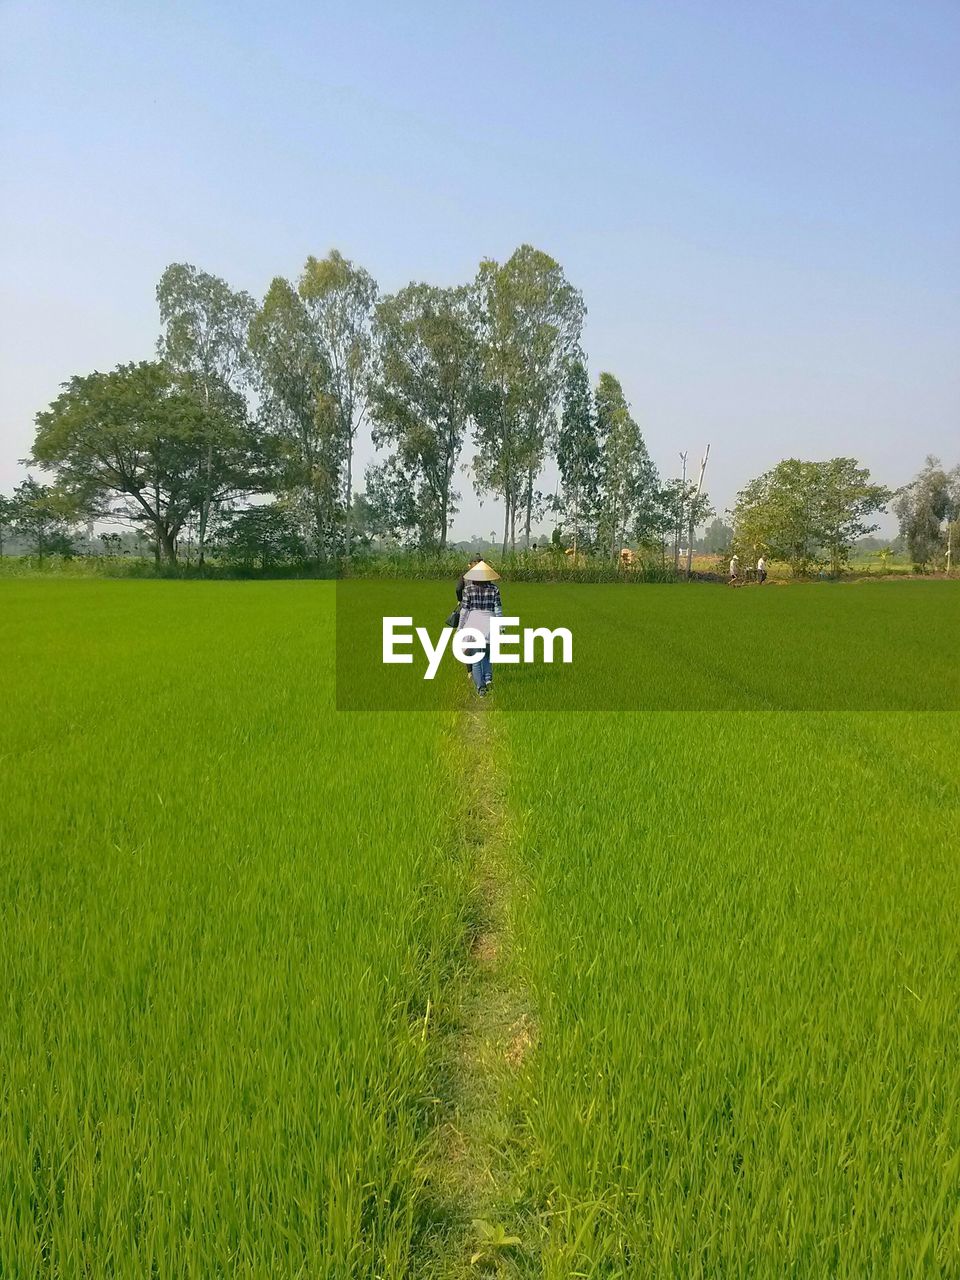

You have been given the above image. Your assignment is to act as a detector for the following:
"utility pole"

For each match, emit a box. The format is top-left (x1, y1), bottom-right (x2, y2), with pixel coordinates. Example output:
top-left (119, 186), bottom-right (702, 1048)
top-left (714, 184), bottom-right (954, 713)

top-left (685, 443), bottom-right (711, 580)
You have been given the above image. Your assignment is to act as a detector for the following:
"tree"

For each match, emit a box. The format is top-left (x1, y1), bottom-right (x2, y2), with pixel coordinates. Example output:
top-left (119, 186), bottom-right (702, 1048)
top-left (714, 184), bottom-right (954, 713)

top-left (218, 504), bottom-right (307, 570)
top-left (361, 456), bottom-right (421, 548)
top-left (471, 246), bottom-right (585, 552)
top-left (594, 373), bottom-right (659, 560)
top-left (9, 478), bottom-right (76, 561)
top-left (342, 491), bottom-right (382, 552)
top-left (298, 251), bottom-right (378, 559)
top-left (654, 469), bottom-right (714, 575)
top-left (368, 282), bottom-right (476, 549)
top-left (947, 518), bottom-right (960, 575)
top-left (249, 278), bottom-right (338, 559)
top-left (874, 545), bottom-right (895, 574)
top-left (701, 516), bottom-right (733, 553)
top-left (817, 457), bottom-right (891, 574)
top-left (733, 457), bottom-right (889, 574)
top-left (555, 357), bottom-right (599, 557)
top-left (733, 460), bottom-right (821, 573)
top-left (32, 362), bottom-right (265, 564)
top-left (156, 263), bottom-right (256, 565)
top-left (0, 493), bottom-right (14, 556)
top-left (893, 456), bottom-right (960, 571)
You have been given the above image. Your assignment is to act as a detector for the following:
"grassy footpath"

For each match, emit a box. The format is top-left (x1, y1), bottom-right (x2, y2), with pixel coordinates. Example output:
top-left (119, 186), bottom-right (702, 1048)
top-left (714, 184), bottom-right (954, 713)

top-left (426, 702), bottom-right (536, 1276)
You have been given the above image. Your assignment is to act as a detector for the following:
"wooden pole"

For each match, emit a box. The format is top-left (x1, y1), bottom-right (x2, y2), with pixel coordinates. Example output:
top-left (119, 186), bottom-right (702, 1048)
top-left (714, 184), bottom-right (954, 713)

top-left (685, 443), bottom-right (710, 580)
top-left (675, 451), bottom-right (687, 572)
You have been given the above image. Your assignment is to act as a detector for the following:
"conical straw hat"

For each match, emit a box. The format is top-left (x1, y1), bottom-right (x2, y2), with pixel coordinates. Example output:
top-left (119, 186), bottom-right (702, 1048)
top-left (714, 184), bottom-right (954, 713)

top-left (464, 559), bottom-right (500, 582)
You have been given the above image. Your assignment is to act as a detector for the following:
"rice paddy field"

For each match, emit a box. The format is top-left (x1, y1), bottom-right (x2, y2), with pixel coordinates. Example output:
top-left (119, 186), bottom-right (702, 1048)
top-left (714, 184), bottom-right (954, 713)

top-left (2, 577), bottom-right (959, 1277)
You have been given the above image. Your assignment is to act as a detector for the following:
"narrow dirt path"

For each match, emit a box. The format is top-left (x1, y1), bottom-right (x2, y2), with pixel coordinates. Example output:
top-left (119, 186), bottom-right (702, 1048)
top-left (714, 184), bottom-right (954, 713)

top-left (426, 700), bottom-right (537, 1278)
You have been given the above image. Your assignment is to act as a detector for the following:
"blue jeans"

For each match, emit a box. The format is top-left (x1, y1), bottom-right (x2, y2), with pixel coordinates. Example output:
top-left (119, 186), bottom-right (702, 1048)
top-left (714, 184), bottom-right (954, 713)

top-left (471, 645), bottom-right (492, 691)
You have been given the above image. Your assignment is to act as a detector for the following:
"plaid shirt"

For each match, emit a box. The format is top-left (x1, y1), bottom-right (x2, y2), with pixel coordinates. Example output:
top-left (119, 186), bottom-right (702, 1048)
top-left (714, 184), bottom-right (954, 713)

top-left (458, 580), bottom-right (503, 632)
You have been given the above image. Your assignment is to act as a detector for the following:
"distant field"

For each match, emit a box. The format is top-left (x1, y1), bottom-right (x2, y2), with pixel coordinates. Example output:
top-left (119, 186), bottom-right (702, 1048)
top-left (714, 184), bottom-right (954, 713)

top-left (687, 553), bottom-right (921, 577)
top-left (2, 579), bottom-right (959, 1277)
top-left (338, 577), bottom-right (960, 710)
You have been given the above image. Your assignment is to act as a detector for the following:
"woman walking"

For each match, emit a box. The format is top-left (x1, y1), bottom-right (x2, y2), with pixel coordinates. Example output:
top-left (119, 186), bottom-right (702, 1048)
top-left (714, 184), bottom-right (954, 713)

top-left (458, 560), bottom-right (503, 696)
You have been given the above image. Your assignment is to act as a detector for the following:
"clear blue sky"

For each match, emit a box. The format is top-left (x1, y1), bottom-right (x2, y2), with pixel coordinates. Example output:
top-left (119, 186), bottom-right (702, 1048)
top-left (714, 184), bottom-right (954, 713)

top-left (2, 0), bottom-right (958, 537)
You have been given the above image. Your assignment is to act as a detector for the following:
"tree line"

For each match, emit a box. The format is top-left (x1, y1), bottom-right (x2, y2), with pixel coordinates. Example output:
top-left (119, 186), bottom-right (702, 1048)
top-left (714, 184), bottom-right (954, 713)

top-left (0, 247), bottom-right (715, 569)
top-left (0, 245), bottom-right (956, 575)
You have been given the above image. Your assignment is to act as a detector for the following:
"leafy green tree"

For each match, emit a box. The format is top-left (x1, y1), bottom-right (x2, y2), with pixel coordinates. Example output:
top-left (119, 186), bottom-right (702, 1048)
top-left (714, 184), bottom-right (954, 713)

top-left (249, 278), bottom-right (339, 559)
top-left (733, 457), bottom-right (889, 574)
top-left (594, 373), bottom-right (659, 560)
top-left (298, 251), bottom-right (378, 558)
top-left (893, 456), bottom-right (960, 570)
top-left (9, 478), bottom-right (76, 561)
top-left (816, 457), bottom-right (890, 574)
top-left (947, 518), bottom-right (960, 574)
top-left (368, 282), bottom-right (475, 548)
top-left (659, 471), bottom-right (714, 571)
top-left (362, 456), bottom-right (429, 549)
top-left (0, 493), bottom-right (14, 556)
top-left (701, 516), bottom-right (733, 553)
top-left (341, 491), bottom-right (381, 552)
top-left (32, 362), bottom-right (265, 563)
top-left (555, 357), bottom-right (599, 557)
top-left (471, 246), bottom-right (585, 552)
top-left (156, 263), bottom-right (256, 565)
top-left (733, 460), bottom-right (820, 573)
top-left (219, 504), bottom-right (307, 570)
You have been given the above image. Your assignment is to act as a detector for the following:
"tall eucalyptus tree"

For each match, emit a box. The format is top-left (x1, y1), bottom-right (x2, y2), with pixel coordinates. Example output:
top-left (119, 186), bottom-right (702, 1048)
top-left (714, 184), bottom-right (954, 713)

top-left (156, 264), bottom-right (256, 564)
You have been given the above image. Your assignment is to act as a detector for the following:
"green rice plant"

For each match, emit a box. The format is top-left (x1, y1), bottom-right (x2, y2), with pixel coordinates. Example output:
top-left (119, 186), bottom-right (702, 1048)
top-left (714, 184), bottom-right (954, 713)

top-left (343, 549), bottom-right (677, 584)
top-left (0, 580), bottom-right (468, 1278)
top-left (502, 710), bottom-right (960, 1276)
top-left (3, 577), bottom-right (958, 1277)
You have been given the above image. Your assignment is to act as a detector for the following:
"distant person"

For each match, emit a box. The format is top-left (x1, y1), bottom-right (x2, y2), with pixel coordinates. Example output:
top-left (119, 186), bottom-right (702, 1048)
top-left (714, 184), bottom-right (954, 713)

top-left (458, 560), bottom-right (503, 696)
top-left (757, 555), bottom-right (767, 584)
top-left (729, 554), bottom-right (739, 584)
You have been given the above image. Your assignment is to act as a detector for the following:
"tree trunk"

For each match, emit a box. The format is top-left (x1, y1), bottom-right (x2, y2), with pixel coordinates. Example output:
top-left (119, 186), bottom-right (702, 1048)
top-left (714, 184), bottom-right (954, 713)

top-left (501, 498), bottom-right (510, 558)
top-left (344, 439), bottom-right (353, 560)
top-left (439, 478), bottom-right (448, 551)
top-left (197, 448), bottom-right (210, 566)
top-left (197, 379), bottom-right (213, 570)
top-left (524, 467), bottom-right (534, 549)
top-left (311, 492), bottom-right (325, 563)
top-left (159, 528), bottom-right (178, 563)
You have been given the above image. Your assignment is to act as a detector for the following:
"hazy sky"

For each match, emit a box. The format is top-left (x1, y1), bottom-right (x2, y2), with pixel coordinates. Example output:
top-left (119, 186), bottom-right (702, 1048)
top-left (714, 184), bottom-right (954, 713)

top-left (2, 0), bottom-right (957, 538)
